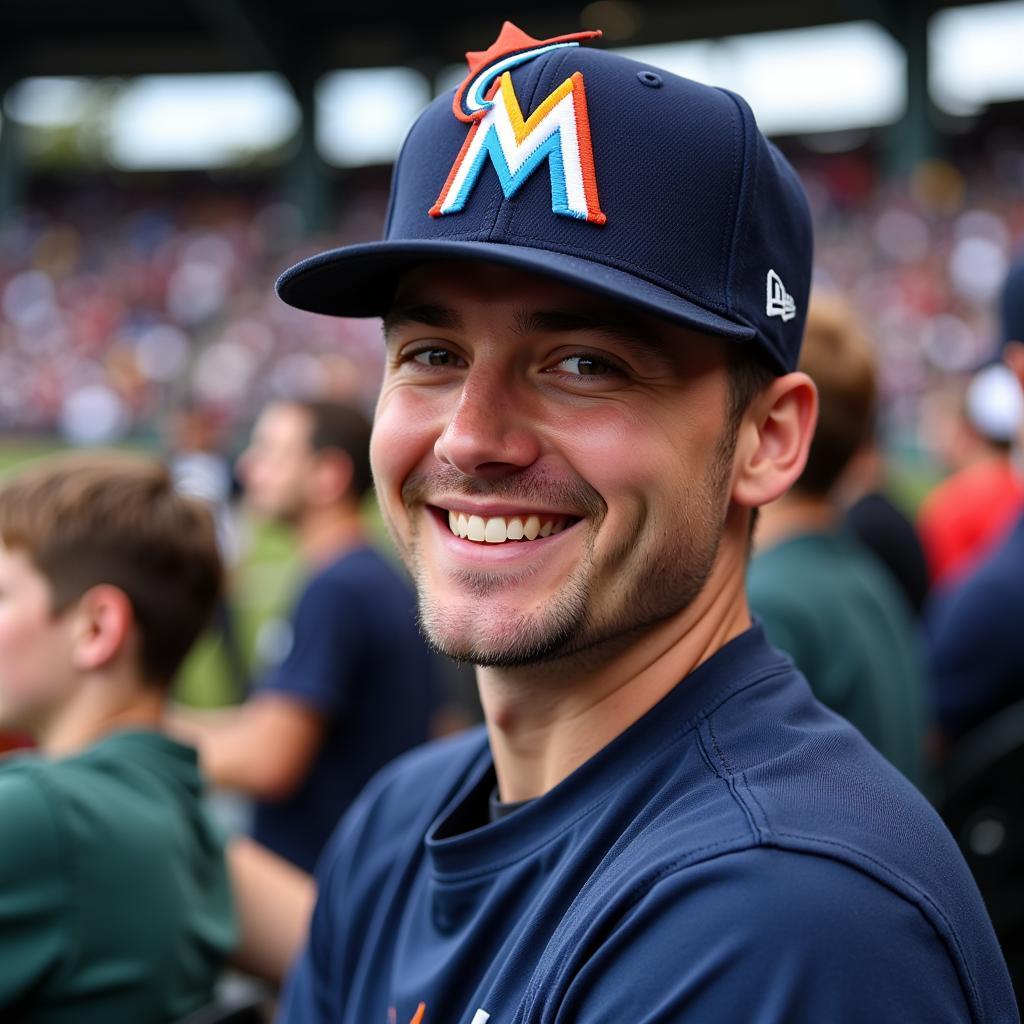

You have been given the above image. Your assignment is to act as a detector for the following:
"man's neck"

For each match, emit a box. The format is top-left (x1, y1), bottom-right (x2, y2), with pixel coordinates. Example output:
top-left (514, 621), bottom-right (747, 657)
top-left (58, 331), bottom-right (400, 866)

top-left (38, 677), bottom-right (165, 759)
top-left (297, 504), bottom-right (366, 567)
top-left (478, 542), bottom-right (752, 804)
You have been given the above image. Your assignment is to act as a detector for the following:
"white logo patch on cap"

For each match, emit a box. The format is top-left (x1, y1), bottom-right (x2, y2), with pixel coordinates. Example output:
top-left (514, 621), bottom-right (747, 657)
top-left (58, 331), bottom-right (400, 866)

top-left (766, 269), bottom-right (796, 322)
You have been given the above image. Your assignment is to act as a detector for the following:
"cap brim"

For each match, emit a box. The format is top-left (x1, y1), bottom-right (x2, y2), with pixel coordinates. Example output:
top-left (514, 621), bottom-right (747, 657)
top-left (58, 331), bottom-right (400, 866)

top-left (276, 239), bottom-right (757, 345)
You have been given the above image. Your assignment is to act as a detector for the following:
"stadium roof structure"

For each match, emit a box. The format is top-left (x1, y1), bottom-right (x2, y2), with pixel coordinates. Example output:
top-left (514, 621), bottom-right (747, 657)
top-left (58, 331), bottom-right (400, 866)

top-left (0, 0), bottom-right (993, 79)
top-left (0, 0), bottom-right (997, 225)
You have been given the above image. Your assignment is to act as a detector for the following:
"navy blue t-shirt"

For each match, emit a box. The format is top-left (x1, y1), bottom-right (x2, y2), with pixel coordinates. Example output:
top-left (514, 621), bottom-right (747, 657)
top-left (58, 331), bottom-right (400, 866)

top-left (251, 546), bottom-right (438, 873)
top-left (281, 625), bottom-right (1016, 1023)
top-left (926, 513), bottom-right (1024, 739)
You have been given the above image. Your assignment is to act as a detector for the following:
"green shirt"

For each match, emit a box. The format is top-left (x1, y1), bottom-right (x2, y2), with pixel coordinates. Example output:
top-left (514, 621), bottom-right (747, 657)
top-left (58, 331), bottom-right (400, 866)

top-left (748, 531), bottom-right (928, 787)
top-left (0, 731), bottom-right (236, 1023)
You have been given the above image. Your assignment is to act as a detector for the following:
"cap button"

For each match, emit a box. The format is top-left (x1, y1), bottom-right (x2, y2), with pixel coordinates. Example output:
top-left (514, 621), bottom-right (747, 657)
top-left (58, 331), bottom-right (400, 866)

top-left (637, 70), bottom-right (663, 88)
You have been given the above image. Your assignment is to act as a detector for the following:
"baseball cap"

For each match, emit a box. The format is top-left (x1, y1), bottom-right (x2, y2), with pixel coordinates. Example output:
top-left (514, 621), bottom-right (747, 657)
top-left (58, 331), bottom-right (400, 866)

top-left (966, 363), bottom-right (1023, 443)
top-left (277, 22), bottom-right (813, 374)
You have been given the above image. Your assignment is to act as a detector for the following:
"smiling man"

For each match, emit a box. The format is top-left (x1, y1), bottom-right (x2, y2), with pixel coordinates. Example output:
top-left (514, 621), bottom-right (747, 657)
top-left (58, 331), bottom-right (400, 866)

top-left (273, 23), bottom-right (1016, 1024)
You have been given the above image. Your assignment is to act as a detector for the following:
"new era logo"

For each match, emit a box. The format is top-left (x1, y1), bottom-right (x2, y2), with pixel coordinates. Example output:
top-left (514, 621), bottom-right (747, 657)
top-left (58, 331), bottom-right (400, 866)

top-left (766, 269), bottom-right (796, 322)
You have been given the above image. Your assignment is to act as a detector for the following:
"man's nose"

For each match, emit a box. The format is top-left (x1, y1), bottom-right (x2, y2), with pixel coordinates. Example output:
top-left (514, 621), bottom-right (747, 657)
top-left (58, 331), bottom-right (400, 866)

top-left (433, 367), bottom-right (541, 479)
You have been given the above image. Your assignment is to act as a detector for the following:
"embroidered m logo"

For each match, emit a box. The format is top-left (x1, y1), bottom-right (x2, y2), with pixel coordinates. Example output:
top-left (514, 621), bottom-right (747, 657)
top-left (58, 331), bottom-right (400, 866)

top-left (430, 70), bottom-right (606, 226)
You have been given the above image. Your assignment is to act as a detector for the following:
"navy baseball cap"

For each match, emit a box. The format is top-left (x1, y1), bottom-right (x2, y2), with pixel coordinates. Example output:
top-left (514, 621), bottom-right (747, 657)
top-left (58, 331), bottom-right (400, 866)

top-left (277, 22), bottom-right (813, 374)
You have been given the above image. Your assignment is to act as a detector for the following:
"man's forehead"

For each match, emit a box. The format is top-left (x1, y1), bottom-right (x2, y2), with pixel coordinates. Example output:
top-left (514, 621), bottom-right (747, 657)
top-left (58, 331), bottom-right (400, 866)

top-left (385, 261), bottom-right (715, 354)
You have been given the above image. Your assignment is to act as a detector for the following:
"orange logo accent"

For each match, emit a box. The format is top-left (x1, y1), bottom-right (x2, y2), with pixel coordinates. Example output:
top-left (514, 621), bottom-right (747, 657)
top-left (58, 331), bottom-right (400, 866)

top-left (387, 1003), bottom-right (426, 1024)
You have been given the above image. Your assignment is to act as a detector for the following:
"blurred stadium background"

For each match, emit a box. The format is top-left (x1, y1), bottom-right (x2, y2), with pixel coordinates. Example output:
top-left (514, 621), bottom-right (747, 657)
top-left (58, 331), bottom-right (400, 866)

top-left (2, 0), bottom-right (1023, 701)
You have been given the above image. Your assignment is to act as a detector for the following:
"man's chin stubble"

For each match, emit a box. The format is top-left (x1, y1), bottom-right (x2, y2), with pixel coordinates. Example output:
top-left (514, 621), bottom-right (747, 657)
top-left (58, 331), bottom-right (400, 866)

top-left (413, 537), bottom-right (719, 670)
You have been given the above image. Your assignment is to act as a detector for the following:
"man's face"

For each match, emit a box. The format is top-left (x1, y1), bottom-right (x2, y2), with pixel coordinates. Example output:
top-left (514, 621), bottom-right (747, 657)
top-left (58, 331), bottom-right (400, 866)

top-left (372, 263), bottom-right (741, 668)
top-left (239, 403), bottom-right (316, 524)
top-left (0, 543), bottom-right (77, 734)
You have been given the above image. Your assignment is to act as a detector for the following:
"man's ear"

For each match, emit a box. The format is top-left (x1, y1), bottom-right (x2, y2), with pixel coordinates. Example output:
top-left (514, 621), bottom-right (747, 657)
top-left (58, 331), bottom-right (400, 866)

top-left (70, 585), bottom-right (134, 673)
top-left (309, 449), bottom-right (355, 508)
top-left (731, 371), bottom-right (818, 509)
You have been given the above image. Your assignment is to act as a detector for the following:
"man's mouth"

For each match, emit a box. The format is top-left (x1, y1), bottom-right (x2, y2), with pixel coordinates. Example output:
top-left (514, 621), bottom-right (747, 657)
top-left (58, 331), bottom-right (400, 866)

top-left (435, 507), bottom-right (579, 544)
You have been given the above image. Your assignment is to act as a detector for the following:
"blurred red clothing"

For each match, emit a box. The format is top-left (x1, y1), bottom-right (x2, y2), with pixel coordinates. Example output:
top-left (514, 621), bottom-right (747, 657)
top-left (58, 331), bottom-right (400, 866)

top-left (0, 731), bottom-right (34, 755)
top-left (918, 458), bottom-right (1024, 586)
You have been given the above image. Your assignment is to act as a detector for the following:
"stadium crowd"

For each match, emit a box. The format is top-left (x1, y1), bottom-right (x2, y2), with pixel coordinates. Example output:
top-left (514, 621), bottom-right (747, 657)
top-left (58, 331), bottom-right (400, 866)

top-left (2, 74), bottom-right (1024, 1020)
top-left (0, 186), bottom-right (390, 442)
top-left (0, 147), bottom-right (1022, 454)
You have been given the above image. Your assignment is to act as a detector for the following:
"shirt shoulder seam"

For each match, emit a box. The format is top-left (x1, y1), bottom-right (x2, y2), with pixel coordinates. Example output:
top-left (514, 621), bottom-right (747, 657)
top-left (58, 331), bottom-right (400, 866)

top-left (621, 841), bottom-right (981, 1016)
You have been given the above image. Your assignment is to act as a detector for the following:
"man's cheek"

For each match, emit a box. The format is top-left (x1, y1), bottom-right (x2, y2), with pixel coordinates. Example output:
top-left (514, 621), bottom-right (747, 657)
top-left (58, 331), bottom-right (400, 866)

top-left (373, 394), bottom-right (442, 479)
top-left (369, 403), bottom-right (408, 493)
top-left (371, 404), bottom-right (427, 529)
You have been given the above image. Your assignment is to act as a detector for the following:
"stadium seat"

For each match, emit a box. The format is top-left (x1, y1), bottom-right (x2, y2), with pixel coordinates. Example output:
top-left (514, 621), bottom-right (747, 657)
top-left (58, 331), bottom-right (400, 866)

top-left (937, 697), bottom-right (1024, 1003)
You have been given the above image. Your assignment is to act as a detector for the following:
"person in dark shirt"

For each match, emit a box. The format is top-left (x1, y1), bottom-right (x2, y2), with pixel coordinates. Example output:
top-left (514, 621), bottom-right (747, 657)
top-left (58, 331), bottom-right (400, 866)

top-left (926, 255), bottom-right (1024, 742)
top-left (173, 400), bottom-right (440, 871)
top-left (842, 471), bottom-right (931, 616)
top-left (264, 23), bottom-right (1014, 1022)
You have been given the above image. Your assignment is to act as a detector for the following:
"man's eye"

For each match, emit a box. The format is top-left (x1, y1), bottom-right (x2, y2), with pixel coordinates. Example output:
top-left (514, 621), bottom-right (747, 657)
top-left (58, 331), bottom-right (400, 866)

top-left (556, 355), bottom-right (617, 376)
top-left (411, 349), bottom-right (460, 367)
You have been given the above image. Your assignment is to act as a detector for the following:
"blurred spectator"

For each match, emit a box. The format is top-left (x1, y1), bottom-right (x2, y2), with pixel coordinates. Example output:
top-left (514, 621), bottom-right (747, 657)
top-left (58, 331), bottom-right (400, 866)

top-left (167, 403), bottom-right (248, 699)
top-left (917, 361), bottom-right (1024, 586)
top-left (749, 293), bottom-right (928, 787)
top-left (837, 439), bottom-right (931, 617)
top-left (170, 399), bottom-right (441, 872)
top-left (0, 452), bottom-right (234, 1022)
top-left (168, 403), bottom-right (238, 559)
top-left (925, 256), bottom-right (1024, 741)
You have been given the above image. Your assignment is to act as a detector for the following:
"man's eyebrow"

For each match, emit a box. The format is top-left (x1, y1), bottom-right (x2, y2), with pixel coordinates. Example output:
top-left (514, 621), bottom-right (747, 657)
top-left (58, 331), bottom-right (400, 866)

top-left (383, 303), bottom-right (463, 337)
top-left (512, 308), bottom-right (665, 356)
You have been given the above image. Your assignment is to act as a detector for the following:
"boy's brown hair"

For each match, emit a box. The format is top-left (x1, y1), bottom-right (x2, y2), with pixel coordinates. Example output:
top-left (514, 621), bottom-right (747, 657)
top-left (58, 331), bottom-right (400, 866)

top-left (795, 292), bottom-right (878, 497)
top-left (0, 452), bottom-right (223, 685)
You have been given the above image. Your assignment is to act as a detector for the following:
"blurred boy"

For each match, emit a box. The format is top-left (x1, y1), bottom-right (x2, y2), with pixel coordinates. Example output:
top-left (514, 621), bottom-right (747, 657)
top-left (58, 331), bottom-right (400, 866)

top-left (0, 452), bottom-right (236, 1022)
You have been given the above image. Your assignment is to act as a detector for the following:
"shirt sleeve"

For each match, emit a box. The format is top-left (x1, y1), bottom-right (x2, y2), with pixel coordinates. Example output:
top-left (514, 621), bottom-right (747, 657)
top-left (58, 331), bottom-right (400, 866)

top-left (0, 770), bottom-right (69, 1009)
top-left (261, 571), bottom-right (363, 717)
top-left (277, 915), bottom-right (335, 1021)
top-left (550, 847), bottom-right (973, 1023)
top-left (276, 819), bottom-right (358, 1023)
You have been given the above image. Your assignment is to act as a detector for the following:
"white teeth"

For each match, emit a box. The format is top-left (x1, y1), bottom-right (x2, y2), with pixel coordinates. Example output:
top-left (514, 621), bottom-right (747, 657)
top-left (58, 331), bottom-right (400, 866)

top-left (446, 510), bottom-right (570, 544)
top-left (484, 517), bottom-right (506, 543)
top-left (467, 515), bottom-right (486, 542)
